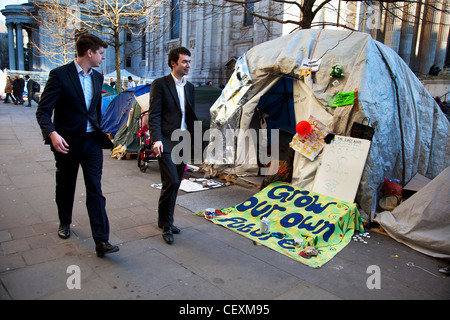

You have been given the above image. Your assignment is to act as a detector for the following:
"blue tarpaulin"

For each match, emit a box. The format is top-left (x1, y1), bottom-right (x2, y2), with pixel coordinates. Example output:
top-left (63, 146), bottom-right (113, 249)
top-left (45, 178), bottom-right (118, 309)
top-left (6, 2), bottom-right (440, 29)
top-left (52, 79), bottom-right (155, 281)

top-left (101, 94), bottom-right (118, 115)
top-left (101, 84), bottom-right (150, 136)
top-left (257, 75), bottom-right (296, 144)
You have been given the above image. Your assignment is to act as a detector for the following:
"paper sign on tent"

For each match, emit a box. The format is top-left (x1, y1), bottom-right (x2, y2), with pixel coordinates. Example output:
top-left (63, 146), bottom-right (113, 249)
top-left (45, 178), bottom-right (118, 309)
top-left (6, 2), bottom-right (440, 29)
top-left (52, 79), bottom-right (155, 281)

top-left (289, 115), bottom-right (329, 161)
top-left (300, 58), bottom-right (322, 76)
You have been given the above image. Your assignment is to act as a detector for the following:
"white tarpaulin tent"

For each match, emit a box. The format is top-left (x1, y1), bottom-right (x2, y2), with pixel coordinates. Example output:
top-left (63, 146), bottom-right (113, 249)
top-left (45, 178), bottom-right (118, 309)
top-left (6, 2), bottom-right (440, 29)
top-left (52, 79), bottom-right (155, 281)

top-left (104, 69), bottom-right (141, 81)
top-left (375, 166), bottom-right (450, 258)
top-left (203, 29), bottom-right (449, 218)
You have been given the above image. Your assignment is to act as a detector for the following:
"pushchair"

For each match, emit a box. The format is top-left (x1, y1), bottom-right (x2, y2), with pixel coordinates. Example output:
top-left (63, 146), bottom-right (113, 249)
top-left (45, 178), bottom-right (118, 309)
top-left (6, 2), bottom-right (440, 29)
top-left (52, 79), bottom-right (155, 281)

top-left (137, 110), bottom-right (157, 172)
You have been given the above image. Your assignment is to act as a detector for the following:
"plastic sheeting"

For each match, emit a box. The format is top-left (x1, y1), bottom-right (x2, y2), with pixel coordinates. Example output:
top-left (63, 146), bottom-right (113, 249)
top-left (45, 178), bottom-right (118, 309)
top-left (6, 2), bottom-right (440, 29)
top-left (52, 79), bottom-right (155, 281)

top-left (203, 29), bottom-right (449, 215)
top-left (375, 166), bottom-right (450, 258)
top-left (101, 84), bottom-right (150, 136)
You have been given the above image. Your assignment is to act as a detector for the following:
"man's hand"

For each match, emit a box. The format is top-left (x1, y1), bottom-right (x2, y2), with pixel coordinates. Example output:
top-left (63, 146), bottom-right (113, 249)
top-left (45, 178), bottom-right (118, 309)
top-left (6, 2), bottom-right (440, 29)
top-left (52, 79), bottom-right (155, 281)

top-left (49, 131), bottom-right (69, 154)
top-left (153, 141), bottom-right (163, 157)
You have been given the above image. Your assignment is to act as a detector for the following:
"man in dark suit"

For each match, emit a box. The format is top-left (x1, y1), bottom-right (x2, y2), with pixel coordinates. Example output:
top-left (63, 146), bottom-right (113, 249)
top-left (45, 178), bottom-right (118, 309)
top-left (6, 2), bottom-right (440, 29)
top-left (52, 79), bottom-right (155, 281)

top-left (18, 75), bottom-right (25, 104)
top-left (36, 33), bottom-right (119, 257)
top-left (25, 75), bottom-right (39, 107)
top-left (148, 47), bottom-right (197, 244)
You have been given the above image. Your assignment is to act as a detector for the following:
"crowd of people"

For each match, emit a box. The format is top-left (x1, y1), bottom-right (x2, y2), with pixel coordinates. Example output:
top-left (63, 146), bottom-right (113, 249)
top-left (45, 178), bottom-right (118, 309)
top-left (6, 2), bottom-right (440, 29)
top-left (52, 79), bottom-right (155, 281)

top-left (2, 74), bottom-right (40, 107)
top-left (107, 76), bottom-right (137, 92)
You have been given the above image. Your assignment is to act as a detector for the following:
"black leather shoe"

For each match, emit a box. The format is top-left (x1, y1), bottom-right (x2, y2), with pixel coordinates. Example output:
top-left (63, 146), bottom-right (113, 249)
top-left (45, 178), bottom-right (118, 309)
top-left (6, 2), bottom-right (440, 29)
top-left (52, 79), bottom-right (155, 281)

top-left (58, 223), bottom-right (70, 239)
top-left (158, 224), bottom-right (181, 234)
top-left (162, 227), bottom-right (174, 244)
top-left (96, 241), bottom-right (120, 257)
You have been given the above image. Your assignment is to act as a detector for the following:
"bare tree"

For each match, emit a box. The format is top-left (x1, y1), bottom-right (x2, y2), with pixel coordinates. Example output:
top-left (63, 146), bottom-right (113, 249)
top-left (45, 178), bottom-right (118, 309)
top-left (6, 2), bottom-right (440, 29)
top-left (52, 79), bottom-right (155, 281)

top-left (197, 0), bottom-right (450, 31)
top-left (76, 0), bottom-right (171, 92)
top-left (30, 0), bottom-right (78, 66)
top-left (30, 0), bottom-right (171, 92)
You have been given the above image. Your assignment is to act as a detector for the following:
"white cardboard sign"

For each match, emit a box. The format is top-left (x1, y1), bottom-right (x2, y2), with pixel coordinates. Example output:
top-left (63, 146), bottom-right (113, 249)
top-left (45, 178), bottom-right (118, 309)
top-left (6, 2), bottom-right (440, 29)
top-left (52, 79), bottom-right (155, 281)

top-left (312, 135), bottom-right (371, 203)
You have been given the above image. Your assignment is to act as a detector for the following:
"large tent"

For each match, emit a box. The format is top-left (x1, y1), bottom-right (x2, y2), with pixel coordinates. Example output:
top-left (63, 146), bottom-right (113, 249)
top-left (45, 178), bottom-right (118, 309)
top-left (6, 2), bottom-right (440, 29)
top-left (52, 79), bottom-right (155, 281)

top-left (101, 84), bottom-right (150, 136)
top-left (113, 85), bottom-right (223, 154)
top-left (375, 166), bottom-right (450, 258)
top-left (203, 29), bottom-right (449, 218)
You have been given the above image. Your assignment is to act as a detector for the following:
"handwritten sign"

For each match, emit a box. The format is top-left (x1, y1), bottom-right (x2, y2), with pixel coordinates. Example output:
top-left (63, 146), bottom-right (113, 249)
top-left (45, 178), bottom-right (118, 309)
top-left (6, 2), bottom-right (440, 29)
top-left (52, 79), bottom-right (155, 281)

top-left (300, 58), bottom-right (322, 76)
top-left (300, 57), bottom-right (322, 72)
top-left (312, 135), bottom-right (371, 203)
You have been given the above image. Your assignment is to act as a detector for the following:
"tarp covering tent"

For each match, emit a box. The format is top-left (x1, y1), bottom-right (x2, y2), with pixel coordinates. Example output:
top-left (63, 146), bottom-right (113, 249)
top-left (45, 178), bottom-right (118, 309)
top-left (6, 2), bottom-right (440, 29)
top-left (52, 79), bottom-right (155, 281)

top-left (102, 84), bottom-right (117, 94)
top-left (203, 29), bottom-right (449, 217)
top-left (113, 85), bottom-right (222, 153)
top-left (101, 84), bottom-right (150, 136)
top-left (375, 166), bottom-right (450, 258)
top-left (101, 93), bottom-right (118, 116)
top-left (112, 98), bottom-right (143, 153)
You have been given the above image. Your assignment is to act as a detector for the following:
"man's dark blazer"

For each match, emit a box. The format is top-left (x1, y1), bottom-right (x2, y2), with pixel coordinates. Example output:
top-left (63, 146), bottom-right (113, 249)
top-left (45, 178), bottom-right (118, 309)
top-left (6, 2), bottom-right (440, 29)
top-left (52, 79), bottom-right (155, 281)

top-left (36, 61), bottom-right (113, 151)
top-left (148, 74), bottom-right (197, 153)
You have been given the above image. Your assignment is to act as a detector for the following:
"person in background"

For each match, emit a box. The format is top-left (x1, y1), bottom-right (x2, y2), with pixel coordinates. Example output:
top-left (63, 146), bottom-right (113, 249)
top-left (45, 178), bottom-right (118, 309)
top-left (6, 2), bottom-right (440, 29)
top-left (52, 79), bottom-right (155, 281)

top-left (25, 75), bottom-right (40, 107)
top-left (18, 75), bottom-right (25, 103)
top-left (12, 76), bottom-right (23, 105)
top-left (127, 76), bottom-right (136, 89)
top-left (3, 76), bottom-right (15, 104)
top-left (428, 65), bottom-right (441, 76)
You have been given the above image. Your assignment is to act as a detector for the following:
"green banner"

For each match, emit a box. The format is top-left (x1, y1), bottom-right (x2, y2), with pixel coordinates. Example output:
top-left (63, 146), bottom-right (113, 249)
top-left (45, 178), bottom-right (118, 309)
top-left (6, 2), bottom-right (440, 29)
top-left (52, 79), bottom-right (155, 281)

top-left (196, 182), bottom-right (365, 268)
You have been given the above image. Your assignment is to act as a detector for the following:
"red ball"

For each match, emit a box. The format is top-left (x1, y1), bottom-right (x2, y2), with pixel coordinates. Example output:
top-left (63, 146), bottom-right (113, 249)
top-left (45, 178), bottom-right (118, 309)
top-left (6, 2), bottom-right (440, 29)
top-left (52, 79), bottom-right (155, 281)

top-left (296, 121), bottom-right (312, 136)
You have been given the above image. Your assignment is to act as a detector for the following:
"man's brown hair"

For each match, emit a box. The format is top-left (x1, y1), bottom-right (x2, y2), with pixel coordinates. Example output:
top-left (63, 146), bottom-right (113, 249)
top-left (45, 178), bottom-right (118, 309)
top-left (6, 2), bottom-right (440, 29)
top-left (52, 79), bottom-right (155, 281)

top-left (76, 33), bottom-right (108, 57)
top-left (167, 47), bottom-right (191, 69)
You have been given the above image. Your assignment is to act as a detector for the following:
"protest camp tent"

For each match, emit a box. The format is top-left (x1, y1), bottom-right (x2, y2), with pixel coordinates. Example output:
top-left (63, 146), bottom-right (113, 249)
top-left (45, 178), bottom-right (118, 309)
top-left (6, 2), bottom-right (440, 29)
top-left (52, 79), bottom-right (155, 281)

top-left (203, 28), bottom-right (449, 217)
top-left (101, 84), bottom-right (150, 136)
top-left (112, 97), bottom-right (143, 153)
top-left (113, 85), bottom-right (222, 153)
top-left (101, 93), bottom-right (118, 116)
top-left (374, 166), bottom-right (450, 258)
top-left (101, 89), bottom-right (135, 136)
top-left (102, 84), bottom-right (117, 94)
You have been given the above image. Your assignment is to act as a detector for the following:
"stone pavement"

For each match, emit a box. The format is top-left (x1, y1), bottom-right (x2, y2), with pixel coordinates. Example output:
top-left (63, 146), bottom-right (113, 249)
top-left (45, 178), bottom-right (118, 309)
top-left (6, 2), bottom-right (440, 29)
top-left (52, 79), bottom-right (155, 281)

top-left (0, 101), bottom-right (449, 301)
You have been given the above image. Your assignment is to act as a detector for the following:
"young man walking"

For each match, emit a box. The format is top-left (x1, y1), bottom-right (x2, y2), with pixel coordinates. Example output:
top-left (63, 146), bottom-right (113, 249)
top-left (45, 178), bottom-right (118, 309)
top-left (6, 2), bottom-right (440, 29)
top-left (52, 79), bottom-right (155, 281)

top-left (148, 47), bottom-right (197, 244)
top-left (25, 75), bottom-right (40, 107)
top-left (36, 33), bottom-right (119, 257)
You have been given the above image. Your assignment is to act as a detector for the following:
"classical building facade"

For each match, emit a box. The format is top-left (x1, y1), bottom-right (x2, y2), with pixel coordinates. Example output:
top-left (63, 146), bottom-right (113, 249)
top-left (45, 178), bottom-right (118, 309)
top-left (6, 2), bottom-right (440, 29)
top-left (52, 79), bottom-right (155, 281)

top-left (2, 0), bottom-right (449, 87)
top-left (1, 3), bottom-right (39, 71)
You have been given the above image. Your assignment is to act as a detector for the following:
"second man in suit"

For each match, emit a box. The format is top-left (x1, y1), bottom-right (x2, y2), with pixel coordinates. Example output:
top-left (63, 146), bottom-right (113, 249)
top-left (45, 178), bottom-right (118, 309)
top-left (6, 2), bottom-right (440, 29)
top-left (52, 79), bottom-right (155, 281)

top-left (36, 33), bottom-right (119, 257)
top-left (148, 47), bottom-right (197, 244)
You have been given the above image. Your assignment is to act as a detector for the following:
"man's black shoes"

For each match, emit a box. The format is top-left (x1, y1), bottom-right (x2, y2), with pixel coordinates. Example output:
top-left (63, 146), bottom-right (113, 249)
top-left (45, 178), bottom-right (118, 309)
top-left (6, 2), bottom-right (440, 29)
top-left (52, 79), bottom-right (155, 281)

top-left (96, 241), bottom-right (120, 257)
top-left (162, 227), bottom-right (174, 244)
top-left (158, 224), bottom-right (181, 234)
top-left (58, 223), bottom-right (70, 239)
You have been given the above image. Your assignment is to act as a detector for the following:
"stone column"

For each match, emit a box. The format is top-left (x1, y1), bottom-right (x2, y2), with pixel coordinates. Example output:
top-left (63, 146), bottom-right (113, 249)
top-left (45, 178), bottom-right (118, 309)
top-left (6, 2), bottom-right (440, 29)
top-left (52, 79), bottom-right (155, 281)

top-left (384, 2), bottom-right (403, 53)
top-left (6, 23), bottom-right (16, 70)
top-left (434, 0), bottom-right (450, 69)
top-left (408, 1), bottom-right (424, 71)
top-left (16, 23), bottom-right (24, 70)
top-left (26, 27), bottom-right (33, 71)
top-left (398, 1), bottom-right (417, 65)
top-left (345, 1), bottom-right (358, 30)
top-left (418, 0), bottom-right (443, 75)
